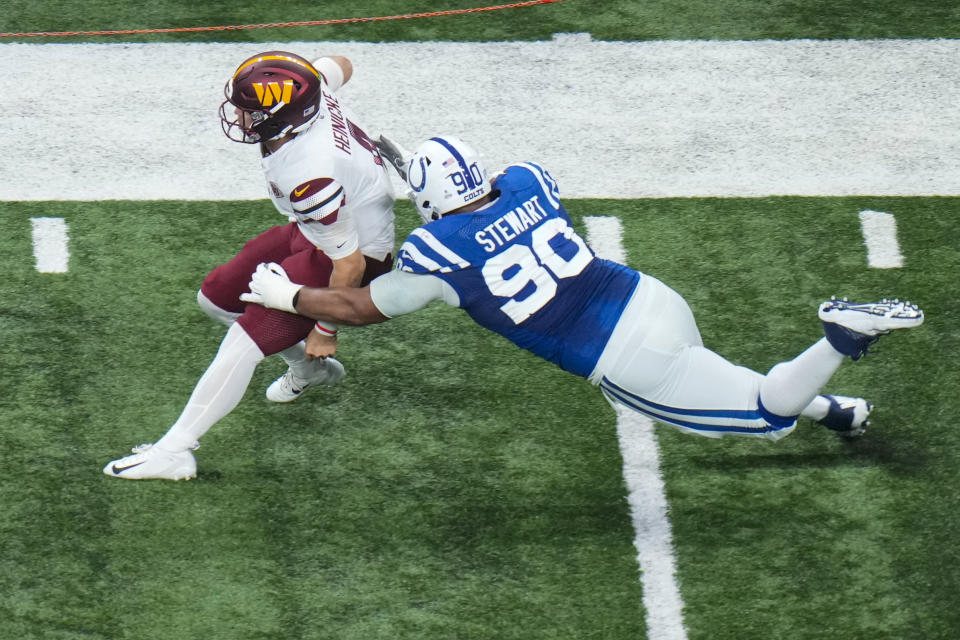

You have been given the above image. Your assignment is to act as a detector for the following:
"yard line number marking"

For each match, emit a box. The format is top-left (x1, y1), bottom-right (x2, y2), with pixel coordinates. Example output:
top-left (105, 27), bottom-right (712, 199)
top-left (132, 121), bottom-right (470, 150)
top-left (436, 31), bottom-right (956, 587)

top-left (584, 215), bottom-right (689, 640)
top-left (858, 210), bottom-right (904, 268)
top-left (31, 217), bottom-right (69, 273)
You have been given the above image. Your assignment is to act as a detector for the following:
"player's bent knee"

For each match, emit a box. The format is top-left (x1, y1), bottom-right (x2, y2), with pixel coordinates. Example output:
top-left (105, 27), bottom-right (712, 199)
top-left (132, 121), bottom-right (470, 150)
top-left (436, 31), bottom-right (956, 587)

top-left (757, 397), bottom-right (799, 440)
top-left (197, 289), bottom-right (242, 327)
top-left (200, 266), bottom-right (249, 314)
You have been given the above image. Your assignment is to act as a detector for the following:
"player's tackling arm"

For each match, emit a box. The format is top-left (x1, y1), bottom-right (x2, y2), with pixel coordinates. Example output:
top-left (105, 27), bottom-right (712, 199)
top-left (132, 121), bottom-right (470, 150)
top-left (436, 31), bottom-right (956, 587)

top-left (241, 262), bottom-right (451, 325)
top-left (297, 285), bottom-right (387, 325)
top-left (241, 262), bottom-right (386, 325)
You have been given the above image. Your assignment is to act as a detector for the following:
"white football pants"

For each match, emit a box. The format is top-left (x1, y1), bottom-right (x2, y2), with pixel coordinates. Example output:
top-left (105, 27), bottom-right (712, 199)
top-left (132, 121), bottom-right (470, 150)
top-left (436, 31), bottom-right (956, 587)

top-left (590, 274), bottom-right (844, 440)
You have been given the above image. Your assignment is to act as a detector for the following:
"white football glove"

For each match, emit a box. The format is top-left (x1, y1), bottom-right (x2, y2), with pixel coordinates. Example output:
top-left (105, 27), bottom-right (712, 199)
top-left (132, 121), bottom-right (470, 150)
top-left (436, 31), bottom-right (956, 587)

top-left (239, 262), bottom-right (303, 313)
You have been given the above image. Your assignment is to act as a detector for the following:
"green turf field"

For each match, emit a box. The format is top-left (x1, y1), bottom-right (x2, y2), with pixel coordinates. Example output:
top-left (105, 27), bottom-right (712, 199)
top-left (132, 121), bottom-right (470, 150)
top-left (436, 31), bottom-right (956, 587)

top-left (2, 0), bottom-right (959, 41)
top-left (2, 2), bottom-right (959, 639)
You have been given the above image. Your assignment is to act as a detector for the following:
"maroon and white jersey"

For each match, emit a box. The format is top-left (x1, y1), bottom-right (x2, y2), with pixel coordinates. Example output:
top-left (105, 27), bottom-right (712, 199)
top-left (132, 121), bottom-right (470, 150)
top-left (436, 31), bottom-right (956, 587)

top-left (261, 74), bottom-right (395, 261)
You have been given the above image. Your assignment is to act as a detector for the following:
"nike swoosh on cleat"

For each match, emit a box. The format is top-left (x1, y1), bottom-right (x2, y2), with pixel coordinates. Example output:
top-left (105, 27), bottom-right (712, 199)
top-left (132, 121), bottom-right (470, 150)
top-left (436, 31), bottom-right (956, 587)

top-left (111, 461), bottom-right (145, 474)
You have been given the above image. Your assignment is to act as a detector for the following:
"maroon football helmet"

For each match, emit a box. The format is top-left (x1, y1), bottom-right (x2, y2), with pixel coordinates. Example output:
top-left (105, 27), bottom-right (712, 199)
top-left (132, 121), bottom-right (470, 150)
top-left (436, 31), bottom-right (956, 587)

top-left (220, 51), bottom-right (323, 143)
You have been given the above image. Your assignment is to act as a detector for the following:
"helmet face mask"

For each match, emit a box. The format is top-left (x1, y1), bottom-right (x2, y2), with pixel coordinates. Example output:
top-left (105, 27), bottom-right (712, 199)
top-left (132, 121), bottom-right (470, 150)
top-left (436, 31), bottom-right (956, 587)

top-left (220, 51), bottom-right (323, 144)
top-left (219, 84), bottom-right (272, 143)
top-left (406, 136), bottom-right (491, 223)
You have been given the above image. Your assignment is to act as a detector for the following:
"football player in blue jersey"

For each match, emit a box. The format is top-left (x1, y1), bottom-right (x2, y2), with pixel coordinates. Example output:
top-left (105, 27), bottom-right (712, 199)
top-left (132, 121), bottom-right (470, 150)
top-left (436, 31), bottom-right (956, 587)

top-left (242, 135), bottom-right (924, 440)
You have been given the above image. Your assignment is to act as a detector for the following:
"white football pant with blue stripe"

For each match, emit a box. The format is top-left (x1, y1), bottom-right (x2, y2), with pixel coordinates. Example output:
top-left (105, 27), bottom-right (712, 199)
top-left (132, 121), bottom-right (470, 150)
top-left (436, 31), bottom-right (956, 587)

top-left (590, 274), bottom-right (845, 440)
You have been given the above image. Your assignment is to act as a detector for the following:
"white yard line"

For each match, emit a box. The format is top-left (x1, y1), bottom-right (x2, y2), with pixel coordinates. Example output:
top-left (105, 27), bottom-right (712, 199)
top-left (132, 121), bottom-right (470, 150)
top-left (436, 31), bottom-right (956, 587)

top-left (617, 408), bottom-right (689, 640)
top-left (585, 216), bottom-right (688, 640)
top-left (858, 210), bottom-right (904, 268)
top-left (2, 36), bottom-right (960, 200)
top-left (30, 217), bottom-right (69, 273)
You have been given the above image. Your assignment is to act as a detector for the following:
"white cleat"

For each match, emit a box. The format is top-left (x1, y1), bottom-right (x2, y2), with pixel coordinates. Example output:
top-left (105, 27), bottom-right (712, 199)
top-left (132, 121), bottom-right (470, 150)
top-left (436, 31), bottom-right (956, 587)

top-left (818, 297), bottom-right (924, 359)
top-left (818, 297), bottom-right (924, 335)
top-left (817, 395), bottom-right (873, 438)
top-left (266, 357), bottom-right (346, 403)
top-left (103, 443), bottom-right (197, 481)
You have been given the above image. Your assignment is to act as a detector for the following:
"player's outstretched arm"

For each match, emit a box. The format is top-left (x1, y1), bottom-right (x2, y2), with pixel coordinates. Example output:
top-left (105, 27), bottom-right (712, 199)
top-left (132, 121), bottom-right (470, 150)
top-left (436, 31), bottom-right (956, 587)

top-left (296, 285), bottom-right (388, 326)
top-left (241, 262), bottom-right (389, 326)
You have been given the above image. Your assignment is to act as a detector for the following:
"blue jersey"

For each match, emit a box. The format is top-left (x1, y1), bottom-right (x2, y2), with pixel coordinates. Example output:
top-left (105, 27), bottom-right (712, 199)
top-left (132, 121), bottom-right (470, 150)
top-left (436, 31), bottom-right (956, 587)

top-left (395, 163), bottom-right (641, 378)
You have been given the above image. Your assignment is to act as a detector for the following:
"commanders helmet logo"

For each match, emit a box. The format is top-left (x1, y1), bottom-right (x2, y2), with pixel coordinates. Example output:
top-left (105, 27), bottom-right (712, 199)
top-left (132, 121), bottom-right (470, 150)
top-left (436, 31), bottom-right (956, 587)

top-left (252, 80), bottom-right (294, 107)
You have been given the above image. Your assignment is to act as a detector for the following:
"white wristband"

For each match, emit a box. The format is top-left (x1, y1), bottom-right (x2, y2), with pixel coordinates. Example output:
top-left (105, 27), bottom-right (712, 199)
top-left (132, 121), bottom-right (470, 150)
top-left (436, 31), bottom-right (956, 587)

top-left (312, 57), bottom-right (345, 92)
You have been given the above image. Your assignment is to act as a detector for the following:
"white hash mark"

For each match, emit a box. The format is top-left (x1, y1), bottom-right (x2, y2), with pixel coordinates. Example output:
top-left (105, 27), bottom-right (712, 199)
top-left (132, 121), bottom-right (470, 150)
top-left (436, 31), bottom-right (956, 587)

top-left (31, 217), bottom-right (69, 273)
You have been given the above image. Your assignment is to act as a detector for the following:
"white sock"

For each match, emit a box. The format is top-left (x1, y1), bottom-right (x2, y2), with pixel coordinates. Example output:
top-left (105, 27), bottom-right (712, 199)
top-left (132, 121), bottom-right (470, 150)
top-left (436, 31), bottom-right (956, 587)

top-left (155, 323), bottom-right (265, 452)
top-left (278, 340), bottom-right (320, 381)
top-left (800, 395), bottom-right (831, 421)
top-left (759, 338), bottom-right (845, 418)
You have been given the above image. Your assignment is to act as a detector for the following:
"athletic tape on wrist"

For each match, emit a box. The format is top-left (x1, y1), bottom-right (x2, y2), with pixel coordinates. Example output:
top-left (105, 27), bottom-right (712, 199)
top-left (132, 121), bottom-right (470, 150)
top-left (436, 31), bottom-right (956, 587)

top-left (314, 321), bottom-right (338, 336)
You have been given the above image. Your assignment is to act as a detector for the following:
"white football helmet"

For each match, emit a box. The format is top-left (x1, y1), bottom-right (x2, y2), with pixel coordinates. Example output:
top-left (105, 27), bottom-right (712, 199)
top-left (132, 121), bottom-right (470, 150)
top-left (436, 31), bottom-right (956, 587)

top-left (406, 136), bottom-right (491, 223)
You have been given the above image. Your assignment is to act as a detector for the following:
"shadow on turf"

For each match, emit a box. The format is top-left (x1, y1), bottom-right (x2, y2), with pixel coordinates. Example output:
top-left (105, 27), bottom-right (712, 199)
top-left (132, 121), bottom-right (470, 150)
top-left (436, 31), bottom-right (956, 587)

top-left (683, 434), bottom-right (930, 477)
